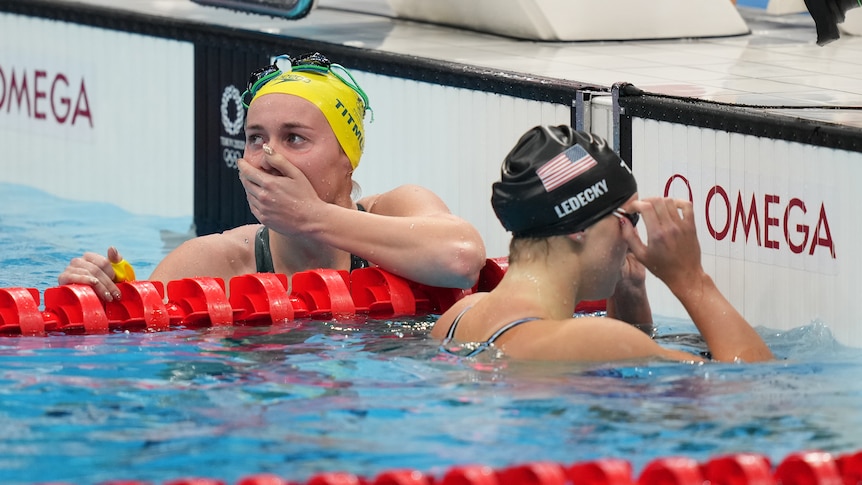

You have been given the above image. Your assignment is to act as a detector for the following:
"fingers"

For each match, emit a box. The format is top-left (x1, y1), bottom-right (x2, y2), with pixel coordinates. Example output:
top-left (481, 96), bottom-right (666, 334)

top-left (632, 197), bottom-right (693, 238)
top-left (237, 158), bottom-right (262, 189)
top-left (620, 250), bottom-right (647, 284)
top-left (238, 144), bottom-right (294, 181)
top-left (676, 198), bottom-right (695, 224)
top-left (107, 246), bottom-right (123, 264)
top-left (260, 143), bottom-right (297, 177)
top-left (57, 264), bottom-right (99, 286)
top-left (628, 197), bottom-right (702, 286)
top-left (620, 215), bottom-right (647, 260)
top-left (634, 197), bottom-right (683, 223)
top-left (627, 198), bottom-right (677, 266)
top-left (237, 158), bottom-right (265, 216)
top-left (57, 251), bottom-right (122, 302)
top-left (649, 197), bottom-right (675, 226)
top-left (237, 148), bottom-right (300, 200)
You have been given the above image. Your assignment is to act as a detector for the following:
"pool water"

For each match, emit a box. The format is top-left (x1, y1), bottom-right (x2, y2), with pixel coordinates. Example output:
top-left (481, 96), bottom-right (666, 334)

top-left (0, 183), bottom-right (193, 292)
top-left (1, 183), bottom-right (862, 485)
top-left (735, 0), bottom-right (770, 8)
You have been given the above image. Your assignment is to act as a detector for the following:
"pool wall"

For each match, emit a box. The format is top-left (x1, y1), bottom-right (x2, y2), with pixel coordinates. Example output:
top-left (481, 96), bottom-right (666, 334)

top-left (1, 0), bottom-right (862, 346)
top-left (0, 7), bottom-right (195, 218)
top-left (622, 104), bottom-right (862, 347)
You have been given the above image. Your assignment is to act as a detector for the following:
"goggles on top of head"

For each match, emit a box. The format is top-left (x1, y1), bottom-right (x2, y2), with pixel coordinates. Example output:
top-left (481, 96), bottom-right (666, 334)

top-left (240, 52), bottom-right (372, 114)
top-left (613, 207), bottom-right (640, 227)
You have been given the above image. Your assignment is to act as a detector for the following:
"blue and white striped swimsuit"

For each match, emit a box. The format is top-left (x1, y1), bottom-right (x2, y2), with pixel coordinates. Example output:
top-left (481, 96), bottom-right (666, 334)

top-left (440, 306), bottom-right (540, 358)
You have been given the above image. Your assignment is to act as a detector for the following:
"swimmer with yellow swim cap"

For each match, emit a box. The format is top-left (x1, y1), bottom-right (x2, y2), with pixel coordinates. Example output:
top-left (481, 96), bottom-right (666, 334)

top-left (243, 53), bottom-right (369, 170)
top-left (58, 52), bottom-right (486, 300)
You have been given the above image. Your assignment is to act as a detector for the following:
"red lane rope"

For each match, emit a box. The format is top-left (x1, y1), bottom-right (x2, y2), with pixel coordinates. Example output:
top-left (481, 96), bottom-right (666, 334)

top-left (0, 258), bottom-right (606, 336)
top-left (80, 449), bottom-right (862, 484)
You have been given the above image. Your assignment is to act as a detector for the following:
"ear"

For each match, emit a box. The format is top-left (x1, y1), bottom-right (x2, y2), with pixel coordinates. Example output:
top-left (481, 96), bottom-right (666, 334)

top-left (567, 231), bottom-right (586, 243)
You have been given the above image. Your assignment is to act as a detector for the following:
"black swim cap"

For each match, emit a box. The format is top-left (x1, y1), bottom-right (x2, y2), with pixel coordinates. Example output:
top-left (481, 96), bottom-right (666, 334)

top-left (492, 125), bottom-right (637, 238)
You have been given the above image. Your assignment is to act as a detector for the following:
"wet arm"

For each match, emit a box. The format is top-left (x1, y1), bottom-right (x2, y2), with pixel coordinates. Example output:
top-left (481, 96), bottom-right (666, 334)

top-left (628, 197), bottom-right (773, 363)
top-left (149, 231), bottom-right (255, 287)
top-left (667, 270), bottom-right (773, 363)
top-left (313, 185), bottom-right (486, 289)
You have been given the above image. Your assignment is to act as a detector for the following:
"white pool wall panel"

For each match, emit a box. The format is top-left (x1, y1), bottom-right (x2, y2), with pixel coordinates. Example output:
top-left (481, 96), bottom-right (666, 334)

top-left (0, 12), bottom-right (194, 218)
top-left (632, 118), bottom-right (858, 345)
top-left (353, 71), bottom-right (571, 259)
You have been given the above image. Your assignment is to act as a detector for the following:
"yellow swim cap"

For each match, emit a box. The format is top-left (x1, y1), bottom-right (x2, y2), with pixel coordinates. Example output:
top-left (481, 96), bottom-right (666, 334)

top-left (251, 69), bottom-right (367, 169)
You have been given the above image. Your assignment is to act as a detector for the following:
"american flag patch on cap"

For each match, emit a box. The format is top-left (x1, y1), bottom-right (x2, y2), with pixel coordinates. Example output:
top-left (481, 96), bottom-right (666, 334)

top-left (536, 144), bottom-right (597, 192)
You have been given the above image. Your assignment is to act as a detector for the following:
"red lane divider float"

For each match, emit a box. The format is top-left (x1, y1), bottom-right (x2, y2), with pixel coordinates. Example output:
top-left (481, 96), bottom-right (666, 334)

top-left (80, 450), bottom-right (862, 485)
top-left (0, 259), bottom-right (608, 337)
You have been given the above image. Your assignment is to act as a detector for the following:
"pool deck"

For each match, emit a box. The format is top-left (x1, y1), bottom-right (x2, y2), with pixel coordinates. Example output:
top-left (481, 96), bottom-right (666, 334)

top-left (323, 0), bottom-right (862, 129)
top-left (67, 0), bottom-right (862, 128)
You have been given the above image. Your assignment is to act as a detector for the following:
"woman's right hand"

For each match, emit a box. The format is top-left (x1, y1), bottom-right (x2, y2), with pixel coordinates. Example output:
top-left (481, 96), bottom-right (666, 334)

top-left (57, 246), bottom-right (124, 301)
top-left (237, 144), bottom-right (323, 237)
top-left (625, 198), bottom-right (774, 362)
top-left (625, 197), bottom-right (704, 292)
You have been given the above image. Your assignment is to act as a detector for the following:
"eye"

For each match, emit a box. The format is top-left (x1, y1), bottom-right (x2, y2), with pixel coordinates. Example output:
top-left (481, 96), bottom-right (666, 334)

top-left (285, 133), bottom-right (307, 145)
top-left (246, 133), bottom-right (265, 147)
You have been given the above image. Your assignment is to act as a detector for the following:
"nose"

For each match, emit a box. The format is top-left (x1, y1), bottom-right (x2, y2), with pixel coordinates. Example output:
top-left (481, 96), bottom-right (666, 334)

top-left (258, 153), bottom-right (273, 171)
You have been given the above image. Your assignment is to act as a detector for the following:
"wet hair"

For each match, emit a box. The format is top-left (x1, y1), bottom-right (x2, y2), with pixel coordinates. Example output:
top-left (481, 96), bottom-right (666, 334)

top-left (508, 236), bottom-right (551, 264)
top-left (492, 125), bottom-right (637, 238)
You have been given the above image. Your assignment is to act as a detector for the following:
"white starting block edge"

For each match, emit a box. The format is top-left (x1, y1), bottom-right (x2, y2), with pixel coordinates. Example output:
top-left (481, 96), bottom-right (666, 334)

top-left (386, 0), bottom-right (750, 41)
top-left (766, 0), bottom-right (807, 15)
top-left (840, 7), bottom-right (862, 35)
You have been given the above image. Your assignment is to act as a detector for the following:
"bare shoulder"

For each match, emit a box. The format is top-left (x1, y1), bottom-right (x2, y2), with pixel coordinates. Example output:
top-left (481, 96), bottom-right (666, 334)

top-left (430, 292), bottom-right (487, 339)
top-left (505, 316), bottom-right (703, 363)
top-left (149, 224), bottom-right (261, 283)
top-left (359, 184), bottom-right (451, 217)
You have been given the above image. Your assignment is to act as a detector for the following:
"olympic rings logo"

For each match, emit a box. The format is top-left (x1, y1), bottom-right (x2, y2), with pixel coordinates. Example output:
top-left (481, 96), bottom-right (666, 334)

top-left (223, 148), bottom-right (242, 169)
top-left (221, 85), bottom-right (244, 136)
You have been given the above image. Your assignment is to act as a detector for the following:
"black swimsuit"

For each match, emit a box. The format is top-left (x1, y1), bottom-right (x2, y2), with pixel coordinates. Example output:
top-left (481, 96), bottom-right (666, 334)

top-left (440, 306), bottom-right (540, 358)
top-left (254, 204), bottom-right (371, 273)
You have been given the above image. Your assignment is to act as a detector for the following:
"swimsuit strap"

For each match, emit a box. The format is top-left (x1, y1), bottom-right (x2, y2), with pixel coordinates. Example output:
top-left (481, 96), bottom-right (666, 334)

top-left (444, 305), bottom-right (472, 341)
top-left (459, 317), bottom-right (541, 357)
top-left (350, 253), bottom-right (370, 271)
top-left (484, 317), bottom-right (543, 345)
top-left (440, 306), bottom-right (541, 358)
top-left (255, 203), bottom-right (369, 274)
top-left (255, 226), bottom-right (274, 273)
top-left (350, 203), bottom-right (370, 271)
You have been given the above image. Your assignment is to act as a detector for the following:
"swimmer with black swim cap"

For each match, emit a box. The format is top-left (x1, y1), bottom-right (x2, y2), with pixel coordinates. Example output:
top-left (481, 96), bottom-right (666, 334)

top-left (430, 125), bottom-right (774, 364)
top-left (492, 125), bottom-right (638, 238)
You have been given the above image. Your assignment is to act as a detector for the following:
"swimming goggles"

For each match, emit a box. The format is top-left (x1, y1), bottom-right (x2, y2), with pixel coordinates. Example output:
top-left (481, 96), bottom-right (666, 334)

top-left (240, 52), bottom-right (372, 113)
top-left (613, 207), bottom-right (640, 227)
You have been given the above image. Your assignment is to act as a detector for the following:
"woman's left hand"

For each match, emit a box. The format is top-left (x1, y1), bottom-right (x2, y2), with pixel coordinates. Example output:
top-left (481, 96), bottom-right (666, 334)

top-left (618, 250), bottom-right (646, 290)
